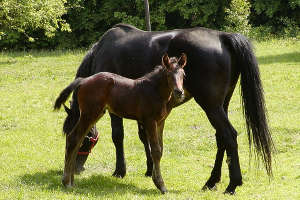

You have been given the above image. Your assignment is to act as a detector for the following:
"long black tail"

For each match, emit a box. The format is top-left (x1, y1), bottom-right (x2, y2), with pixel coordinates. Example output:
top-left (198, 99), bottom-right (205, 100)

top-left (54, 78), bottom-right (83, 110)
top-left (224, 33), bottom-right (275, 176)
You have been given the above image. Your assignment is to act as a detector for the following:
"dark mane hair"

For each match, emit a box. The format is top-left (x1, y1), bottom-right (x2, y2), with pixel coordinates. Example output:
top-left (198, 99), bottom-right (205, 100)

top-left (139, 65), bottom-right (166, 83)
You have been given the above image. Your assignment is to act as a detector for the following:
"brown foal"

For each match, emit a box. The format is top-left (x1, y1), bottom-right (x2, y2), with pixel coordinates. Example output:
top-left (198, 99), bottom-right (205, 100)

top-left (54, 53), bottom-right (187, 193)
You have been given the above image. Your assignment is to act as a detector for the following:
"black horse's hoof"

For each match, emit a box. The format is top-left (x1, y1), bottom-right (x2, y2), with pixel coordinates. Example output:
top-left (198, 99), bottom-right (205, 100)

top-left (202, 184), bottom-right (217, 191)
top-left (202, 178), bottom-right (220, 191)
top-left (112, 169), bottom-right (126, 178)
top-left (224, 181), bottom-right (242, 195)
top-left (75, 166), bottom-right (85, 175)
top-left (145, 170), bottom-right (152, 177)
top-left (224, 190), bottom-right (235, 195)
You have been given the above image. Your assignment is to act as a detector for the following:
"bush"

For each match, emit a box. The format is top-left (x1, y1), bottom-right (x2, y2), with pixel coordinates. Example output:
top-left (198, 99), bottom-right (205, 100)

top-left (0, 0), bottom-right (70, 49)
top-left (223, 0), bottom-right (251, 36)
top-left (1, 0), bottom-right (299, 49)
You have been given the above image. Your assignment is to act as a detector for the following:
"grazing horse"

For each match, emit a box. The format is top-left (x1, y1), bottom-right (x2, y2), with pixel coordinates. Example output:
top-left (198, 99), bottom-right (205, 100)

top-left (59, 24), bottom-right (274, 194)
top-left (54, 54), bottom-right (187, 193)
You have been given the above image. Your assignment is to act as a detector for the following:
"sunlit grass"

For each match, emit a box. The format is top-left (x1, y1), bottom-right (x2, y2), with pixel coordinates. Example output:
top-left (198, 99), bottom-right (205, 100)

top-left (0, 39), bottom-right (299, 199)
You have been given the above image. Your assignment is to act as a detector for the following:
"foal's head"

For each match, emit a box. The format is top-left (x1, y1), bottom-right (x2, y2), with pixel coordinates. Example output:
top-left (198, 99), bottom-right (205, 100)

top-left (162, 53), bottom-right (187, 99)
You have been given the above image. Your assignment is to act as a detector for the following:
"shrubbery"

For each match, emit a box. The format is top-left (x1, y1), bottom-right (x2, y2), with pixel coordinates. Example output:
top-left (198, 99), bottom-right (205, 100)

top-left (224, 0), bottom-right (251, 36)
top-left (0, 0), bottom-right (299, 49)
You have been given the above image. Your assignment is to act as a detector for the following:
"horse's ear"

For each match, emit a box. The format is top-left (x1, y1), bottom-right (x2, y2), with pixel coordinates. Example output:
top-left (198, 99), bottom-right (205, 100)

top-left (162, 53), bottom-right (170, 69)
top-left (178, 53), bottom-right (187, 68)
top-left (63, 104), bottom-right (71, 115)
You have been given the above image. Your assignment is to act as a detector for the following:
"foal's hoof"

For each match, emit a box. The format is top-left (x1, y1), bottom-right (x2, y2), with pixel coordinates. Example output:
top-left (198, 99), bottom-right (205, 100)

top-left (160, 186), bottom-right (168, 194)
top-left (152, 177), bottom-right (167, 194)
top-left (62, 178), bottom-right (73, 188)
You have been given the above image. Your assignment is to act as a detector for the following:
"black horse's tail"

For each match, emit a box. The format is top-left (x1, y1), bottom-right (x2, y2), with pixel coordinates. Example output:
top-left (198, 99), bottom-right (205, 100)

top-left (54, 78), bottom-right (84, 110)
top-left (223, 33), bottom-right (275, 176)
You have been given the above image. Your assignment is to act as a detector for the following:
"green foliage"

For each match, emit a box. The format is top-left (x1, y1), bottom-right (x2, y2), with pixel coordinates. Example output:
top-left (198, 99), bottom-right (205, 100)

top-left (52, 0), bottom-right (230, 48)
top-left (151, 0), bottom-right (228, 29)
top-left (249, 25), bottom-right (274, 41)
top-left (224, 0), bottom-right (251, 36)
top-left (0, 0), bottom-right (299, 49)
top-left (0, 0), bottom-right (70, 49)
top-left (249, 0), bottom-right (300, 37)
top-left (277, 17), bottom-right (300, 38)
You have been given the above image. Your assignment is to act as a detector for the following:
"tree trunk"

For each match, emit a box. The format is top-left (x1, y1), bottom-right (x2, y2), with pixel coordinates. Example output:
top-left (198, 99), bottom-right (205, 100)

top-left (144, 0), bottom-right (151, 31)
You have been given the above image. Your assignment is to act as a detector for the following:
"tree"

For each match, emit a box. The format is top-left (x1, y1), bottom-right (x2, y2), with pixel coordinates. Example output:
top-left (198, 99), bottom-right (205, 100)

top-left (224, 0), bottom-right (251, 36)
top-left (0, 0), bottom-right (70, 44)
top-left (144, 0), bottom-right (151, 31)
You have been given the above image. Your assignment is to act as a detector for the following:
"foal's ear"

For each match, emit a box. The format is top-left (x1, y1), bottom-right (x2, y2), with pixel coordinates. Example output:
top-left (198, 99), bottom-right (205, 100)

top-left (162, 53), bottom-right (170, 69)
top-left (178, 53), bottom-right (187, 68)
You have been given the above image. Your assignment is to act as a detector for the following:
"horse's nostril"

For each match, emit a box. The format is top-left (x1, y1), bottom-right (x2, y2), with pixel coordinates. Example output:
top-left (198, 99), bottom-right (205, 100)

top-left (174, 89), bottom-right (183, 97)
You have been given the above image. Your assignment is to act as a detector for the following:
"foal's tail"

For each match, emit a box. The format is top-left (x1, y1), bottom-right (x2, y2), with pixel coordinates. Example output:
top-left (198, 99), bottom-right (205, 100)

top-left (54, 78), bottom-right (84, 110)
top-left (223, 33), bottom-right (275, 176)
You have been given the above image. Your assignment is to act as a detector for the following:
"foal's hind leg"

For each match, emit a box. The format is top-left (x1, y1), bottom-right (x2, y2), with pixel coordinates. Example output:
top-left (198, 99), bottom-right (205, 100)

top-left (109, 113), bottom-right (126, 178)
top-left (138, 122), bottom-right (153, 177)
top-left (204, 106), bottom-right (242, 194)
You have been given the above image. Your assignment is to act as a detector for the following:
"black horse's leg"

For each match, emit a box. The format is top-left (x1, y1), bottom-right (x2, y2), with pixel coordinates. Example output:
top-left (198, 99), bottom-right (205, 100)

top-left (204, 106), bottom-right (242, 194)
top-left (138, 122), bottom-right (153, 176)
top-left (109, 113), bottom-right (126, 178)
top-left (202, 133), bottom-right (225, 190)
top-left (202, 88), bottom-right (236, 190)
top-left (75, 125), bottom-right (98, 174)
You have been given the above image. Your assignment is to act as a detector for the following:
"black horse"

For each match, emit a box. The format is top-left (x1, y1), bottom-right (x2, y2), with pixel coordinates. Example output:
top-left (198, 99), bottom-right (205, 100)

top-left (60, 24), bottom-right (274, 194)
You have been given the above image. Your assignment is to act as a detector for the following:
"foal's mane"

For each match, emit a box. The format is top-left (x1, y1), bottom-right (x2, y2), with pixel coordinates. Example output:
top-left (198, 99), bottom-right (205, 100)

top-left (141, 65), bottom-right (166, 81)
top-left (137, 57), bottom-right (184, 85)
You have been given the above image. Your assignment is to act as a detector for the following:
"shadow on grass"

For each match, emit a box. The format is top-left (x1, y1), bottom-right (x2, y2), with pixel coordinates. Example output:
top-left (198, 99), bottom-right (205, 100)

top-left (257, 52), bottom-right (300, 65)
top-left (19, 169), bottom-right (181, 197)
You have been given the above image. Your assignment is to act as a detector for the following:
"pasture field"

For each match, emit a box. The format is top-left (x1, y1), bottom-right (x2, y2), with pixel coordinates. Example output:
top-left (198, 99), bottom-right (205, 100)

top-left (0, 38), bottom-right (299, 199)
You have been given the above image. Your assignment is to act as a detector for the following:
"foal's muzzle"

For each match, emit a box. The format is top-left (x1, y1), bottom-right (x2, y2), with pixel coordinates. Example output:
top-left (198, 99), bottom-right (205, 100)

top-left (174, 89), bottom-right (184, 99)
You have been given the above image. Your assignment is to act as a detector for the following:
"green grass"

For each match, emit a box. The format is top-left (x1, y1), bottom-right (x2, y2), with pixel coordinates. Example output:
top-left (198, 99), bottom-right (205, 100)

top-left (0, 39), bottom-right (299, 199)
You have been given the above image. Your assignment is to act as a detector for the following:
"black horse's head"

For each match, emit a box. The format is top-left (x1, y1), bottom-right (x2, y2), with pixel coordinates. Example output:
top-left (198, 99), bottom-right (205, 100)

top-left (63, 99), bottom-right (99, 174)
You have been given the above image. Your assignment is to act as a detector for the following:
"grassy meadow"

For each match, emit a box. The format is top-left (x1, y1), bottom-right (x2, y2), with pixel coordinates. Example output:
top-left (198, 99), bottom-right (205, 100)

top-left (0, 38), bottom-right (299, 199)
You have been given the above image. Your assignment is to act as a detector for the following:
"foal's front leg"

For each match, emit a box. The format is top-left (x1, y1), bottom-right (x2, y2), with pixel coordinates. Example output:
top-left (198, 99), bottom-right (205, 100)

top-left (145, 120), bottom-right (167, 194)
top-left (63, 116), bottom-right (91, 187)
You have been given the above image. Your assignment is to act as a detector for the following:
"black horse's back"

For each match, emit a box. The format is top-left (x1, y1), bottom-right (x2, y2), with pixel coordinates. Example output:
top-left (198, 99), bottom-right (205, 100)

top-left (75, 24), bottom-right (138, 78)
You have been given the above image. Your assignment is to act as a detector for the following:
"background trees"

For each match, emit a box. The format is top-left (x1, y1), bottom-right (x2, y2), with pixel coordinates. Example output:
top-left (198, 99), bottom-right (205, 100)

top-left (0, 0), bottom-right (299, 49)
top-left (0, 0), bottom-right (70, 49)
